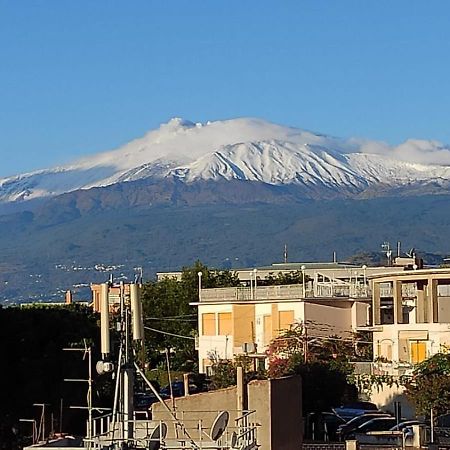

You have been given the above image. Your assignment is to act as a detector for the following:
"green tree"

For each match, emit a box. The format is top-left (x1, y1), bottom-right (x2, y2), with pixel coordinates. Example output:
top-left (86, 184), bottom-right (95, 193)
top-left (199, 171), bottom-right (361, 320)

top-left (141, 261), bottom-right (239, 372)
top-left (258, 271), bottom-right (310, 286)
top-left (404, 352), bottom-right (450, 416)
top-left (266, 324), bottom-right (358, 414)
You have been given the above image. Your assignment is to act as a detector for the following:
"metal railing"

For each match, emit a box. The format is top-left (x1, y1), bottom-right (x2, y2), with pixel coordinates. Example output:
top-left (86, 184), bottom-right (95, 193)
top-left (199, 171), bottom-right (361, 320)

top-left (85, 409), bottom-right (259, 450)
top-left (200, 283), bottom-right (371, 303)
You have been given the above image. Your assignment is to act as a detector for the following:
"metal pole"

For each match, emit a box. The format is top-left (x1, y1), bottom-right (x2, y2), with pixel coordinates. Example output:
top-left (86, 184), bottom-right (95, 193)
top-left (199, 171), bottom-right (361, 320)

top-left (301, 265), bottom-right (306, 298)
top-left (236, 366), bottom-right (244, 412)
top-left (304, 324), bottom-right (308, 363)
top-left (166, 348), bottom-right (175, 411)
top-left (87, 347), bottom-right (92, 443)
top-left (431, 407), bottom-right (435, 443)
top-left (198, 272), bottom-right (203, 302)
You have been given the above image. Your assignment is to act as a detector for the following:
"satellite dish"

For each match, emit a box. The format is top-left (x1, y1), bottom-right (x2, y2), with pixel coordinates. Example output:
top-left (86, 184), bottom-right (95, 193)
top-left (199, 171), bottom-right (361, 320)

top-left (210, 411), bottom-right (229, 441)
top-left (230, 431), bottom-right (238, 448)
top-left (148, 422), bottom-right (168, 450)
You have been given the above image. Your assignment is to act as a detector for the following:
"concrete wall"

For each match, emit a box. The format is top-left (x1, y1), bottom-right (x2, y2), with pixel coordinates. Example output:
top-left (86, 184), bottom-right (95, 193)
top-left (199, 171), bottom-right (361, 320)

top-left (369, 383), bottom-right (415, 419)
top-left (151, 386), bottom-right (239, 441)
top-left (151, 376), bottom-right (303, 450)
top-left (304, 302), bottom-right (353, 337)
top-left (248, 376), bottom-right (302, 450)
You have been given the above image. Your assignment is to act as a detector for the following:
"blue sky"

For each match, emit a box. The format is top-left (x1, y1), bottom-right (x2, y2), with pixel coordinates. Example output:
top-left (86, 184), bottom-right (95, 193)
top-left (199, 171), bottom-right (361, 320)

top-left (1, 1), bottom-right (450, 177)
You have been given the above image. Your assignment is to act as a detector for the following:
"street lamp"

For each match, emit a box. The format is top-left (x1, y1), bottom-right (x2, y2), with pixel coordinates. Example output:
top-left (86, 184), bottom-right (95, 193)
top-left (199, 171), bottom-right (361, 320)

top-left (253, 268), bottom-right (258, 299)
top-left (198, 272), bottom-right (202, 302)
top-left (301, 265), bottom-right (306, 298)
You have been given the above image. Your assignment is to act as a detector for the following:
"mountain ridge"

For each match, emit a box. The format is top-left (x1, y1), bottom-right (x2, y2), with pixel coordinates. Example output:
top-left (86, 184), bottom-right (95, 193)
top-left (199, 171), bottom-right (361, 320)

top-left (2, 117), bottom-right (450, 205)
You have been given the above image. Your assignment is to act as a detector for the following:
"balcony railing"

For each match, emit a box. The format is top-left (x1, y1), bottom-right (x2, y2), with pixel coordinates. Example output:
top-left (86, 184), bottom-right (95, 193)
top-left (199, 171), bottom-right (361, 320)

top-left (200, 283), bottom-right (371, 303)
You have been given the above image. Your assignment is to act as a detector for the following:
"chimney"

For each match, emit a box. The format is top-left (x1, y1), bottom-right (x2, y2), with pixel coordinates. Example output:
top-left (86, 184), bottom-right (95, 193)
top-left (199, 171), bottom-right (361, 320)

top-left (65, 290), bottom-right (73, 305)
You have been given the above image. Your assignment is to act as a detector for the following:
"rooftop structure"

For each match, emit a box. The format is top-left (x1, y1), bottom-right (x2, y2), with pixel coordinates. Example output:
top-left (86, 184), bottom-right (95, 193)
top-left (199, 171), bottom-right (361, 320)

top-left (363, 267), bottom-right (450, 369)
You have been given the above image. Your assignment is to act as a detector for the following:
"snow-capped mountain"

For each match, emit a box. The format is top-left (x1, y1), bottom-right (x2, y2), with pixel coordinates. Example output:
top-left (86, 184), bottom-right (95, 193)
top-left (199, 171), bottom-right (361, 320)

top-left (2, 117), bottom-right (450, 204)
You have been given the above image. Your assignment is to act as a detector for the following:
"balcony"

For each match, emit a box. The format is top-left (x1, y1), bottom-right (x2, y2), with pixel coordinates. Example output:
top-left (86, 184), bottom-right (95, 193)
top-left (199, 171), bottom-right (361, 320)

top-left (199, 282), bottom-right (371, 303)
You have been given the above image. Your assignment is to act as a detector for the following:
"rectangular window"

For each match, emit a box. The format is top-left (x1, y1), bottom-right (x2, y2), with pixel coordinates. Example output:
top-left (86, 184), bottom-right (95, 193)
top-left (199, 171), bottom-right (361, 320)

top-left (218, 312), bottom-right (232, 335)
top-left (279, 310), bottom-right (295, 332)
top-left (202, 313), bottom-right (215, 336)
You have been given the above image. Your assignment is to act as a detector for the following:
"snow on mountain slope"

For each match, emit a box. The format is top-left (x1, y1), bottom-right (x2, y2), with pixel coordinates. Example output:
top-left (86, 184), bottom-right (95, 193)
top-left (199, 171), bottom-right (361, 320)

top-left (1, 117), bottom-right (450, 204)
top-left (171, 140), bottom-right (450, 189)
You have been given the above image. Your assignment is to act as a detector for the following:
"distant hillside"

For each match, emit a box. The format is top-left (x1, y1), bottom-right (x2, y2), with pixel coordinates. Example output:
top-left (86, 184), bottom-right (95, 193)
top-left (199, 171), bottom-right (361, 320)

top-left (0, 189), bottom-right (449, 303)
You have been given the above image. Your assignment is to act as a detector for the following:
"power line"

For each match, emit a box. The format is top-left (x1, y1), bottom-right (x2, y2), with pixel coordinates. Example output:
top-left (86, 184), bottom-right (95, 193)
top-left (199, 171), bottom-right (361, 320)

top-left (144, 326), bottom-right (195, 340)
top-left (145, 317), bottom-right (197, 322)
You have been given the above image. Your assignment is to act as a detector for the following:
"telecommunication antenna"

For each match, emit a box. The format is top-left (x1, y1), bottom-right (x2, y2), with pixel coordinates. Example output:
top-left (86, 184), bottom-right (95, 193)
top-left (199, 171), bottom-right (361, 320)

top-left (381, 241), bottom-right (392, 266)
top-left (97, 281), bottom-right (144, 444)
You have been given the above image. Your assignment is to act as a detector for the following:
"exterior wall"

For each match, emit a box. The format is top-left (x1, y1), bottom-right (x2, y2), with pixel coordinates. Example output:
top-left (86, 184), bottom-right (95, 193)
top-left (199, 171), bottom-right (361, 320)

top-left (373, 323), bottom-right (450, 364)
top-left (152, 376), bottom-right (303, 450)
top-left (351, 301), bottom-right (370, 328)
top-left (197, 303), bottom-right (233, 372)
top-left (248, 376), bottom-right (302, 450)
top-left (232, 304), bottom-right (255, 352)
top-left (369, 269), bottom-right (450, 365)
top-left (303, 302), bottom-right (353, 337)
top-left (197, 299), bottom-right (361, 372)
top-left (369, 383), bottom-right (415, 419)
top-left (151, 386), bottom-right (239, 441)
top-left (91, 283), bottom-right (138, 313)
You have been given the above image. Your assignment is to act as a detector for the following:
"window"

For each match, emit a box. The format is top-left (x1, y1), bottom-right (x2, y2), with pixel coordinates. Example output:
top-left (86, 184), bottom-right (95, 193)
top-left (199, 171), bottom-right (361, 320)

top-left (218, 312), bottom-right (232, 335)
top-left (279, 310), bottom-right (295, 332)
top-left (202, 313), bottom-right (215, 336)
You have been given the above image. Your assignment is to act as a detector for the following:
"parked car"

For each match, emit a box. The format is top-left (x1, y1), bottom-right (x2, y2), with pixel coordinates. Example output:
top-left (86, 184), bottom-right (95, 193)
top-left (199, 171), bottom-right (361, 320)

top-left (389, 420), bottom-right (425, 432)
top-left (337, 413), bottom-right (391, 440)
top-left (436, 413), bottom-right (450, 427)
top-left (160, 380), bottom-right (200, 398)
top-left (134, 392), bottom-right (159, 410)
top-left (333, 401), bottom-right (379, 421)
top-left (351, 416), bottom-right (398, 437)
top-left (306, 412), bottom-right (346, 441)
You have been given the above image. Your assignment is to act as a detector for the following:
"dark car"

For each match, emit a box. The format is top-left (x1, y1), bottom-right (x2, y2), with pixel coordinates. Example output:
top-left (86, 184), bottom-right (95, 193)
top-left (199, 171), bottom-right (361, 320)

top-left (352, 417), bottom-right (398, 436)
top-left (306, 412), bottom-right (346, 441)
top-left (134, 392), bottom-right (159, 410)
top-left (160, 381), bottom-right (200, 398)
top-left (389, 420), bottom-right (425, 432)
top-left (333, 401), bottom-right (379, 421)
top-left (337, 413), bottom-right (390, 440)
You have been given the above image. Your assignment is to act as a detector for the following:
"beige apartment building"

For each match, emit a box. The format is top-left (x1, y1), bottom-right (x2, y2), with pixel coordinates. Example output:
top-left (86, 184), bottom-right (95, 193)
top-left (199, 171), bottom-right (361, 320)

top-left (368, 268), bottom-right (450, 366)
top-left (189, 262), bottom-right (395, 374)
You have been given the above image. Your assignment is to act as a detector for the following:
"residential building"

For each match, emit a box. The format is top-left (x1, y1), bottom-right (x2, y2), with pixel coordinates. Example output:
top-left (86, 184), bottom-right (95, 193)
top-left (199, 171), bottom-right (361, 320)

top-left (191, 263), bottom-right (397, 374)
top-left (368, 268), bottom-right (450, 366)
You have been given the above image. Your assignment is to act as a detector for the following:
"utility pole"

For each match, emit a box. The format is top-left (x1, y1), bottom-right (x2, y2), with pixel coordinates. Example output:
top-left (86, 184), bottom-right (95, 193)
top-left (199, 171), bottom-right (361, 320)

top-left (304, 323), bottom-right (308, 363)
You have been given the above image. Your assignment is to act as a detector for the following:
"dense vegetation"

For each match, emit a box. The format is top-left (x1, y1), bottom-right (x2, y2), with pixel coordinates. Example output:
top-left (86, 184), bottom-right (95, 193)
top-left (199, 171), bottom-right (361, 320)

top-left (0, 305), bottom-right (103, 446)
top-left (405, 352), bottom-right (450, 417)
top-left (0, 194), bottom-right (449, 303)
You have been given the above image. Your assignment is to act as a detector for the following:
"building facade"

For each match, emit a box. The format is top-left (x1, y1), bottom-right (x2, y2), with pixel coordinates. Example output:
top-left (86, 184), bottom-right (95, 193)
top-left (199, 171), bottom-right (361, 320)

top-left (369, 268), bottom-right (450, 366)
top-left (193, 281), bottom-right (371, 374)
